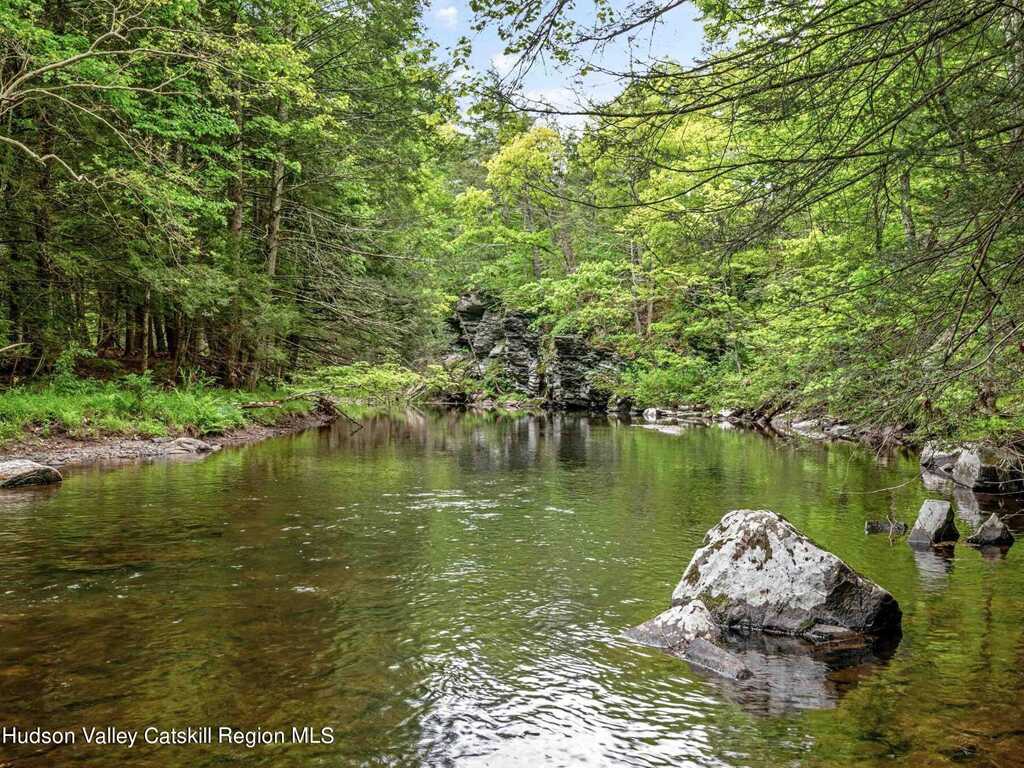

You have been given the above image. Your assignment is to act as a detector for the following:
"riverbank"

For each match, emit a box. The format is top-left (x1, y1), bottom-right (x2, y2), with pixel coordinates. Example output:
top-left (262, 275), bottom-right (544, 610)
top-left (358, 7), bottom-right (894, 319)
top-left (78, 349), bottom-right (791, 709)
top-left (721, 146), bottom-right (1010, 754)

top-left (0, 378), bottom-right (336, 467)
top-left (0, 409), bottom-right (338, 468)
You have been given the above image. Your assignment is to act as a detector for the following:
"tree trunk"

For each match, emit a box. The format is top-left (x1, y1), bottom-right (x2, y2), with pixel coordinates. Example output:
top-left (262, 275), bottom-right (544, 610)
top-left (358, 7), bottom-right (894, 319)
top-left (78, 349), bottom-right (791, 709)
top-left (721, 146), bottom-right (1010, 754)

top-left (898, 168), bottom-right (917, 255)
top-left (627, 239), bottom-right (644, 335)
top-left (140, 288), bottom-right (150, 371)
top-left (265, 99), bottom-right (288, 278)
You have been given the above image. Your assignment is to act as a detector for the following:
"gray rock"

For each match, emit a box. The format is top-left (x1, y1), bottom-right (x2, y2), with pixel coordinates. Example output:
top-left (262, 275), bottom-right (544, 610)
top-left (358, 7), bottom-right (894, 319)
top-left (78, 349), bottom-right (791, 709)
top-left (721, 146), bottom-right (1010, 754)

top-left (827, 424), bottom-right (857, 440)
top-left (0, 459), bottom-right (63, 488)
top-left (684, 637), bottom-right (753, 681)
top-left (952, 448), bottom-right (984, 488)
top-left (449, 294), bottom-right (621, 409)
top-left (920, 442), bottom-right (960, 474)
top-left (624, 602), bottom-right (752, 680)
top-left (546, 335), bottom-right (619, 409)
top-left (907, 500), bottom-right (959, 547)
top-left (627, 509), bottom-right (903, 697)
top-left (449, 294), bottom-right (543, 396)
top-left (163, 437), bottom-right (217, 455)
top-left (606, 395), bottom-right (633, 414)
top-left (965, 513), bottom-right (1015, 547)
top-left (642, 407), bottom-right (661, 422)
top-left (625, 601), bottom-right (718, 649)
top-left (626, 510), bottom-right (900, 684)
top-left (670, 509), bottom-right (901, 636)
top-left (920, 442), bottom-right (1024, 494)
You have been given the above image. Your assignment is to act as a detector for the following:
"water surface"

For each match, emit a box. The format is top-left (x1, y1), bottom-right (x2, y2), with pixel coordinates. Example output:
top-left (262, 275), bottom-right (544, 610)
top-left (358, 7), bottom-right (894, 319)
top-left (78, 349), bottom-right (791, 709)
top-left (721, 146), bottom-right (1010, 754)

top-left (2, 411), bottom-right (1023, 767)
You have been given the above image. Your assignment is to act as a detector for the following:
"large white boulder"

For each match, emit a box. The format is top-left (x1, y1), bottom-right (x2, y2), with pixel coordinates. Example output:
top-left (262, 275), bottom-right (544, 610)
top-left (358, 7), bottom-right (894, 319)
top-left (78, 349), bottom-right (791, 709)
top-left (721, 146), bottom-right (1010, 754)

top-left (627, 509), bottom-right (901, 680)
top-left (671, 509), bottom-right (901, 635)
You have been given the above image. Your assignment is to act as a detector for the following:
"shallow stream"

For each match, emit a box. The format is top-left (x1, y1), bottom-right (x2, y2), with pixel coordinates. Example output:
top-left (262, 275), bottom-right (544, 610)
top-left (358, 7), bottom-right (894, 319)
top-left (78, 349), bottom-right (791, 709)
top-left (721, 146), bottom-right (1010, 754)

top-left (1, 411), bottom-right (1023, 766)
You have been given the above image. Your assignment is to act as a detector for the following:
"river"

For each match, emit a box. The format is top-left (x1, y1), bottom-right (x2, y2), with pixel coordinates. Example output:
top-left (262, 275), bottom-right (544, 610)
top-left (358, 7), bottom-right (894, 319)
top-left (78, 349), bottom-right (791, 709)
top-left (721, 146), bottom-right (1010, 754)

top-left (1, 410), bottom-right (1022, 767)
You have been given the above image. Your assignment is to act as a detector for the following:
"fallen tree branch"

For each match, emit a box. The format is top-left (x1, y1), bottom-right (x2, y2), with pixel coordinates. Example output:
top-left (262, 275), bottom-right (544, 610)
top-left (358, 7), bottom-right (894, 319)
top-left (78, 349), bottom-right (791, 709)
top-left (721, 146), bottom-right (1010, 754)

top-left (0, 342), bottom-right (30, 356)
top-left (239, 390), bottom-right (363, 431)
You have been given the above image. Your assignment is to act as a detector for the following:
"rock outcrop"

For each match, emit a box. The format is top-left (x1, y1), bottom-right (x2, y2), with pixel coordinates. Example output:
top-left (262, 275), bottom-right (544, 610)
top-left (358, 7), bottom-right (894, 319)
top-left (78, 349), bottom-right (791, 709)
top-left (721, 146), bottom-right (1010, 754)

top-left (449, 293), bottom-right (543, 397)
top-left (448, 293), bottom-right (620, 410)
top-left (966, 513), bottom-right (1015, 547)
top-left (546, 335), bottom-right (618, 409)
top-left (627, 509), bottom-right (901, 680)
top-left (0, 459), bottom-right (63, 488)
top-left (907, 500), bottom-right (959, 547)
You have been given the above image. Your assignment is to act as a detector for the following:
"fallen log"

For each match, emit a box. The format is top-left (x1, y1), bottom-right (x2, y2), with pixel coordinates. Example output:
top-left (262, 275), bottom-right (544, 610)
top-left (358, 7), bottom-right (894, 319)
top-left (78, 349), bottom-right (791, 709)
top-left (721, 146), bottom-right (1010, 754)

top-left (239, 391), bottom-right (362, 431)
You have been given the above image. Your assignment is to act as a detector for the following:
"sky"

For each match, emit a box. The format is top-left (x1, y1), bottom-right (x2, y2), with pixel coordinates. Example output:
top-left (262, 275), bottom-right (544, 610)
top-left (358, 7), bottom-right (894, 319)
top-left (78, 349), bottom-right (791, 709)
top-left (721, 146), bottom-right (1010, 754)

top-left (421, 0), bottom-right (707, 129)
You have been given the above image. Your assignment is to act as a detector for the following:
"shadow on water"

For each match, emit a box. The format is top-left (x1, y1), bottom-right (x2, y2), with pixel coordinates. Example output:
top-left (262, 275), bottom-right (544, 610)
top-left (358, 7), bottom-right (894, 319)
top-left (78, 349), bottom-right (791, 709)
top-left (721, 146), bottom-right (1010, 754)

top-left (2, 409), bottom-right (1024, 766)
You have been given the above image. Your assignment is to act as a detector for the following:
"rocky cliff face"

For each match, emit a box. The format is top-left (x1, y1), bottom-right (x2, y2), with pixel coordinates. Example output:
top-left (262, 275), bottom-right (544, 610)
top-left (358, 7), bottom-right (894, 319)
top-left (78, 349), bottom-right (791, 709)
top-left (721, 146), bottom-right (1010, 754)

top-left (447, 293), bottom-right (620, 410)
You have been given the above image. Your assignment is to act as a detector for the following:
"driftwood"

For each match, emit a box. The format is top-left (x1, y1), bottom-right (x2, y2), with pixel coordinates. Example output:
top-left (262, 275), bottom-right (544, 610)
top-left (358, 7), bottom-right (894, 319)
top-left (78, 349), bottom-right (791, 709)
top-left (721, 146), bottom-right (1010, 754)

top-left (240, 390), bottom-right (363, 431)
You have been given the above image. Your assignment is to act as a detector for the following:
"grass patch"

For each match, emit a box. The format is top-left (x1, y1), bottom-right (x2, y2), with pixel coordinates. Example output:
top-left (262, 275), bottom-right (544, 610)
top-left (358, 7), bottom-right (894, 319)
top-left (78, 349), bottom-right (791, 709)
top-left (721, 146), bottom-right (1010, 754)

top-left (0, 373), bottom-right (315, 445)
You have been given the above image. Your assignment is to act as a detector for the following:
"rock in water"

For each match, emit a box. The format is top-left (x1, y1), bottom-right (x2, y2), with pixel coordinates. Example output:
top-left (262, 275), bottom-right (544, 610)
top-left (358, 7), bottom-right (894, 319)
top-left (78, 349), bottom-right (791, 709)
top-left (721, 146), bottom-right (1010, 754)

top-left (920, 442), bottom-right (1024, 494)
top-left (907, 500), bottom-right (959, 547)
top-left (864, 520), bottom-right (908, 535)
top-left (163, 437), bottom-right (218, 455)
top-left (965, 513), bottom-right (1015, 547)
top-left (671, 509), bottom-right (901, 635)
top-left (0, 460), bottom-right (63, 488)
top-left (626, 509), bottom-right (901, 680)
top-left (626, 602), bottom-right (753, 680)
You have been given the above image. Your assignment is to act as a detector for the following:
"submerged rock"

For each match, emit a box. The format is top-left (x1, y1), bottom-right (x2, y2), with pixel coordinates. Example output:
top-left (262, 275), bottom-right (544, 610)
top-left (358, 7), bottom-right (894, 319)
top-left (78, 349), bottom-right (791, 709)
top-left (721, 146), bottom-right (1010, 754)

top-left (965, 513), bottom-right (1015, 547)
top-left (864, 520), bottom-right (908, 536)
top-left (907, 500), bottom-right (959, 547)
top-left (626, 602), bottom-right (753, 680)
top-left (627, 509), bottom-right (901, 682)
top-left (697, 631), bottom-right (901, 715)
top-left (0, 459), bottom-right (63, 488)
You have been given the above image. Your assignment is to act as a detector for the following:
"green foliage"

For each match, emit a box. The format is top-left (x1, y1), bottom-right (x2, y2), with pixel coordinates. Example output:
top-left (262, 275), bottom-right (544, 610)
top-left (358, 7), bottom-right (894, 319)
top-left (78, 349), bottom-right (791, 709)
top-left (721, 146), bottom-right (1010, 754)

top-left (297, 363), bottom-right (424, 405)
top-left (0, 377), bottom-right (311, 443)
top-left (1, 0), bottom-right (452, 382)
top-left (617, 353), bottom-right (712, 409)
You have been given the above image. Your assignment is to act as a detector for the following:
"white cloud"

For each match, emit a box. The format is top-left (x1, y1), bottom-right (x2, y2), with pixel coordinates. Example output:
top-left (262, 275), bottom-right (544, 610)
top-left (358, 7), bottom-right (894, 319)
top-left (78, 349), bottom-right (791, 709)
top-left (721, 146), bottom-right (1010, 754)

top-left (434, 3), bottom-right (458, 28)
top-left (491, 52), bottom-right (517, 76)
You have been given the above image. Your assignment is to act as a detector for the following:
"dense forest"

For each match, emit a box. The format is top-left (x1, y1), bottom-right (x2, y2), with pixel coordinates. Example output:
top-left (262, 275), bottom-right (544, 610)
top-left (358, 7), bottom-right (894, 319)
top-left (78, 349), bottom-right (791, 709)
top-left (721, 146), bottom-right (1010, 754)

top-left (2, 0), bottom-right (1024, 446)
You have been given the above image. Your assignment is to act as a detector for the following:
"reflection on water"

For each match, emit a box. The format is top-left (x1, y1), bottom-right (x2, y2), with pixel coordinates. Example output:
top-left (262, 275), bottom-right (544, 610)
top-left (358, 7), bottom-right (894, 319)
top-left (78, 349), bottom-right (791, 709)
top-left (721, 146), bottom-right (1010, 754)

top-left (2, 410), bottom-right (1024, 766)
